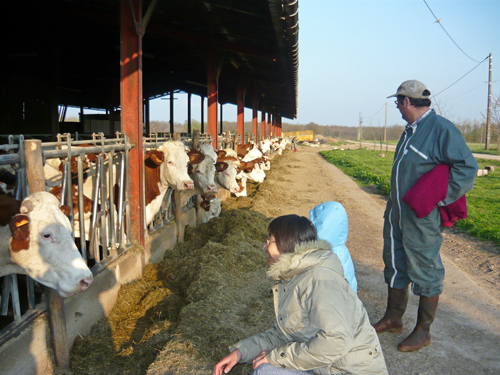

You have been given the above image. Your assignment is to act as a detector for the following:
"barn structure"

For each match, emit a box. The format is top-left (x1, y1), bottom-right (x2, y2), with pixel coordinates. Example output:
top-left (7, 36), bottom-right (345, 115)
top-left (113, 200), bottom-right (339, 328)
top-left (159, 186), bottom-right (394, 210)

top-left (0, 1), bottom-right (299, 374)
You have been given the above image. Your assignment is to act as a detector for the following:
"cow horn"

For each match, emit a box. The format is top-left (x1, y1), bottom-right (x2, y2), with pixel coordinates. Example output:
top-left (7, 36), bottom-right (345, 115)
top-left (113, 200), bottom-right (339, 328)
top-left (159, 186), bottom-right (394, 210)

top-left (20, 200), bottom-right (34, 214)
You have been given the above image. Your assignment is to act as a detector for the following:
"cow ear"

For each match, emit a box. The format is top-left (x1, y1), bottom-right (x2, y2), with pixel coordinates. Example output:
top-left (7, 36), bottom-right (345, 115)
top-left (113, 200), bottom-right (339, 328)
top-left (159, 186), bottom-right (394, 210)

top-left (60, 205), bottom-right (71, 217)
top-left (215, 162), bottom-right (228, 172)
top-left (245, 168), bottom-right (253, 173)
top-left (145, 150), bottom-right (164, 167)
top-left (240, 161), bottom-right (247, 169)
top-left (188, 149), bottom-right (205, 164)
top-left (9, 215), bottom-right (30, 252)
top-left (216, 150), bottom-right (226, 158)
top-left (200, 199), bottom-right (211, 211)
top-left (188, 164), bottom-right (194, 174)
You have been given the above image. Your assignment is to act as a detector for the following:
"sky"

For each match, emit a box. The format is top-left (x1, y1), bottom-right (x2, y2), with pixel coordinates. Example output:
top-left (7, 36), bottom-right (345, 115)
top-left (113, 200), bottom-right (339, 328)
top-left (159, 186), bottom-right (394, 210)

top-left (70, 0), bottom-right (500, 129)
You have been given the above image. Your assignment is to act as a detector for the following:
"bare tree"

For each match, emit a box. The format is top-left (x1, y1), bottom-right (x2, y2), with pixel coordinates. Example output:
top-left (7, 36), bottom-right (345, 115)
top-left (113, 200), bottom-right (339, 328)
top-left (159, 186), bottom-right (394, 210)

top-left (432, 97), bottom-right (454, 120)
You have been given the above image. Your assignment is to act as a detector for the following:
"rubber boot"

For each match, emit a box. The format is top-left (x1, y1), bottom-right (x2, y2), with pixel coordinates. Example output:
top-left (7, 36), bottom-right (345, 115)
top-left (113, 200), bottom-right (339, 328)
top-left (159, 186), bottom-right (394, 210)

top-left (373, 286), bottom-right (409, 334)
top-left (398, 295), bottom-right (439, 352)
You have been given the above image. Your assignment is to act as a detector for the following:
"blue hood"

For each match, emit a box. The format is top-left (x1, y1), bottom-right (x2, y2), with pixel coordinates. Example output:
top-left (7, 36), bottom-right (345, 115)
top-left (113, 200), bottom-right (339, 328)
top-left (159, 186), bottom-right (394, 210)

top-left (309, 201), bottom-right (357, 292)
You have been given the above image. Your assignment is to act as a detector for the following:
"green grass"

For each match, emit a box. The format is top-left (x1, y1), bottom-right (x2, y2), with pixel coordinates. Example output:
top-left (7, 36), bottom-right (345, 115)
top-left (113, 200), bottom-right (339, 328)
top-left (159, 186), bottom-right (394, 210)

top-left (467, 142), bottom-right (500, 155)
top-left (320, 149), bottom-right (500, 246)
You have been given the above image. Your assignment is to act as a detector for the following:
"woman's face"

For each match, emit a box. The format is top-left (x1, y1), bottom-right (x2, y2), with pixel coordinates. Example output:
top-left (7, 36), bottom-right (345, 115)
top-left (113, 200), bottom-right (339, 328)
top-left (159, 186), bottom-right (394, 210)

top-left (264, 234), bottom-right (281, 267)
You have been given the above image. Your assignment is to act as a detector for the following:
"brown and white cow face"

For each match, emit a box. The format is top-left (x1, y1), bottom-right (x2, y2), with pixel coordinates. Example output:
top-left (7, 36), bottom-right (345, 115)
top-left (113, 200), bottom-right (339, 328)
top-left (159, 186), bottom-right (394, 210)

top-left (215, 160), bottom-right (241, 194)
top-left (190, 155), bottom-right (218, 199)
top-left (1, 192), bottom-right (93, 297)
top-left (157, 141), bottom-right (194, 191)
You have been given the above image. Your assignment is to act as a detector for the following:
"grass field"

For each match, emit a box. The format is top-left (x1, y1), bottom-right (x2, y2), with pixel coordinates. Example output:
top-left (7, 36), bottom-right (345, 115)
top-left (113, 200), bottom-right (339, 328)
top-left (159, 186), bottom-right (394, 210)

top-left (320, 148), bottom-right (500, 246)
top-left (467, 142), bottom-right (500, 155)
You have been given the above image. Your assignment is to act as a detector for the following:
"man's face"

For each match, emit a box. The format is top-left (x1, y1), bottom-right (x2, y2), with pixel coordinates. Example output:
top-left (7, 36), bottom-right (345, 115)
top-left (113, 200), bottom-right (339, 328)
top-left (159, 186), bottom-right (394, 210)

top-left (396, 96), bottom-right (411, 123)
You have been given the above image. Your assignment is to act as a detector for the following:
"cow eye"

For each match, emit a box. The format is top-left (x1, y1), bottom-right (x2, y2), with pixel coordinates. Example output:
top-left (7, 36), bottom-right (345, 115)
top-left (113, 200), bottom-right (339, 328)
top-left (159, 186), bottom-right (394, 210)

top-left (168, 161), bottom-right (173, 165)
top-left (42, 233), bottom-right (53, 241)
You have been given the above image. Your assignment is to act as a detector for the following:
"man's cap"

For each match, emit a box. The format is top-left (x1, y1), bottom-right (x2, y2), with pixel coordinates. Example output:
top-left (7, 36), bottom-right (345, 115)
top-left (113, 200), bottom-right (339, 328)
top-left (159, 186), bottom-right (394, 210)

top-left (387, 80), bottom-right (431, 99)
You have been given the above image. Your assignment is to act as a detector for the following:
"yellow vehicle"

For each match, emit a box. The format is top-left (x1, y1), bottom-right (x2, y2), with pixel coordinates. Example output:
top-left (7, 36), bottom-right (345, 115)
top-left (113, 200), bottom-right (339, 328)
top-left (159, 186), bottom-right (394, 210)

top-left (282, 130), bottom-right (314, 142)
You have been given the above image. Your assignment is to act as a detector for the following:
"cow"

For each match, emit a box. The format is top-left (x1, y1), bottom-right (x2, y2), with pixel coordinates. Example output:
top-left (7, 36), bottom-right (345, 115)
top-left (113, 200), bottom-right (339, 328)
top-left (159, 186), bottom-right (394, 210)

top-left (234, 175), bottom-right (248, 197)
top-left (144, 141), bottom-right (194, 226)
top-left (186, 148), bottom-right (218, 199)
top-left (0, 192), bottom-right (94, 297)
top-left (200, 197), bottom-right (222, 223)
top-left (215, 159), bottom-right (241, 194)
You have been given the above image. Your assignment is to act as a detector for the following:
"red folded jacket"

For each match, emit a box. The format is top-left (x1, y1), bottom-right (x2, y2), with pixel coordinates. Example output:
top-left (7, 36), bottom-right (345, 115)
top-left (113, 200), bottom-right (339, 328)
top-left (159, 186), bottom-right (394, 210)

top-left (402, 164), bottom-right (467, 226)
top-left (438, 195), bottom-right (467, 227)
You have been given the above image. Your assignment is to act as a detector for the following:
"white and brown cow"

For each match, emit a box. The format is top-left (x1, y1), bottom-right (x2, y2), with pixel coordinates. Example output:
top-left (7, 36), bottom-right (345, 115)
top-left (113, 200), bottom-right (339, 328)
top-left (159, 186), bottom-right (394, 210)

top-left (144, 141), bottom-right (194, 226)
top-left (0, 192), bottom-right (93, 297)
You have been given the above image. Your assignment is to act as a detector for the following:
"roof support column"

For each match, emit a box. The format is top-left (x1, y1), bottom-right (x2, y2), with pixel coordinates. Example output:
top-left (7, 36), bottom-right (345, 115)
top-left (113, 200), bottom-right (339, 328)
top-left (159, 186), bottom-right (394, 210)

top-left (237, 84), bottom-right (245, 145)
top-left (207, 50), bottom-right (218, 148)
top-left (169, 89), bottom-right (174, 133)
top-left (187, 92), bottom-right (192, 134)
top-left (120, 0), bottom-right (144, 246)
top-left (219, 103), bottom-right (223, 135)
top-left (267, 112), bottom-right (272, 138)
top-left (252, 94), bottom-right (258, 141)
top-left (261, 104), bottom-right (266, 138)
top-left (200, 95), bottom-right (205, 133)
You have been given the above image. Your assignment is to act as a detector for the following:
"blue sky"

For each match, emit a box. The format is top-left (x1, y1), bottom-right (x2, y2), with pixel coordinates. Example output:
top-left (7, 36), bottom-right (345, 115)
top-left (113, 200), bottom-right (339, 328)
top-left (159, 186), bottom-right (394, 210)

top-left (71, 0), bottom-right (499, 128)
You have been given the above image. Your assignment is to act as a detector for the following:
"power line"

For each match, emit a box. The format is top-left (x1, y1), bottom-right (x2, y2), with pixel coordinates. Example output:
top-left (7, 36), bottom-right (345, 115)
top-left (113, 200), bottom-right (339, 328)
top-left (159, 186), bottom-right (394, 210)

top-left (432, 56), bottom-right (488, 98)
top-left (440, 82), bottom-right (487, 104)
top-left (364, 103), bottom-right (386, 119)
top-left (422, 0), bottom-right (483, 63)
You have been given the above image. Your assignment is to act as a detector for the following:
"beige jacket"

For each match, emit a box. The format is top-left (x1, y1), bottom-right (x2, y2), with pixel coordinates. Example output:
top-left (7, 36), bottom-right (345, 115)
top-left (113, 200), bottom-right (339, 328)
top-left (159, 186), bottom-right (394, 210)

top-left (230, 240), bottom-right (388, 375)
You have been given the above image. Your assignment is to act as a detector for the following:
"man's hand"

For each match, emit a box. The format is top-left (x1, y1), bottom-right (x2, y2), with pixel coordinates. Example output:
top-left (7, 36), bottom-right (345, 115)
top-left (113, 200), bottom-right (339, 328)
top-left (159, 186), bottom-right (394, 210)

top-left (213, 349), bottom-right (242, 375)
top-left (252, 350), bottom-right (269, 369)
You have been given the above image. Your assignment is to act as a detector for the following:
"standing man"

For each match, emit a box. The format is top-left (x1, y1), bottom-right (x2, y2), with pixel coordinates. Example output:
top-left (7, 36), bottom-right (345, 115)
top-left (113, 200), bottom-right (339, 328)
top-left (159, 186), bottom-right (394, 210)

top-left (373, 80), bottom-right (478, 352)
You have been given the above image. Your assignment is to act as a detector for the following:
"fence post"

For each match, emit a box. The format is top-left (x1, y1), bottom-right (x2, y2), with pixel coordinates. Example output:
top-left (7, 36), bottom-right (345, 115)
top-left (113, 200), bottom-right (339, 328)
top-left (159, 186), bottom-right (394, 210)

top-left (234, 129), bottom-right (239, 155)
top-left (173, 134), bottom-right (184, 242)
top-left (192, 130), bottom-right (204, 226)
top-left (25, 139), bottom-right (71, 373)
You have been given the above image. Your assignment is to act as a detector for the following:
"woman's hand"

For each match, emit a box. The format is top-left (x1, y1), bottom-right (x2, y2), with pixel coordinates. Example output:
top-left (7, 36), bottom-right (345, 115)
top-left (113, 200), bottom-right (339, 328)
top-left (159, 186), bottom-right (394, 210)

top-left (213, 349), bottom-right (242, 375)
top-left (252, 350), bottom-right (269, 369)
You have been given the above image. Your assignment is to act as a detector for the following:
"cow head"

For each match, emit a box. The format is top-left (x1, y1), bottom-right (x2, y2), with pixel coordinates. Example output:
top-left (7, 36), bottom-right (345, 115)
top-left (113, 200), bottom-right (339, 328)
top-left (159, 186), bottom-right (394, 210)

top-left (215, 160), bottom-right (241, 193)
top-left (157, 141), bottom-right (194, 191)
top-left (189, 154), bottom-right (217, 199)
top-left (201, 198), bottom-right (222, 223)
top-left (6, 192), bottom-right (93, 297)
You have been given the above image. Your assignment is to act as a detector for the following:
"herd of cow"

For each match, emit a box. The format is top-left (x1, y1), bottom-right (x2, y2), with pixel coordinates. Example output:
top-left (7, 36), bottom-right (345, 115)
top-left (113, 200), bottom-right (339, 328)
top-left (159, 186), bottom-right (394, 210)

top-left (0, 136), bottom-right (290, 300)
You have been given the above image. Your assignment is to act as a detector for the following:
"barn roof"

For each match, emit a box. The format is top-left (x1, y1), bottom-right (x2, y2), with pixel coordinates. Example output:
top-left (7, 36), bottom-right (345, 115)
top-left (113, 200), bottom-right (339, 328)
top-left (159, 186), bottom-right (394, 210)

top-left (3, 0), bottom-right (298, 120)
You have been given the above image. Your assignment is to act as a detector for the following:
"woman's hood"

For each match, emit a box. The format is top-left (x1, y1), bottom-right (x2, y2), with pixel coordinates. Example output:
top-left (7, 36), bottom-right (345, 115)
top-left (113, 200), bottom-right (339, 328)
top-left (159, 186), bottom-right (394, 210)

top-left (309, 201), bottom-right (348, 247)
top-left (267, 239), bottom-right (344, 281)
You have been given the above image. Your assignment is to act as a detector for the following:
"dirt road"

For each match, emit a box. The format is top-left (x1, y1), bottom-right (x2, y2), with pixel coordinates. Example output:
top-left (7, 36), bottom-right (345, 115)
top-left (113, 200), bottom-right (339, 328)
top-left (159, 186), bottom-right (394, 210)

top-left (234, 145), bottom-right (500, 374)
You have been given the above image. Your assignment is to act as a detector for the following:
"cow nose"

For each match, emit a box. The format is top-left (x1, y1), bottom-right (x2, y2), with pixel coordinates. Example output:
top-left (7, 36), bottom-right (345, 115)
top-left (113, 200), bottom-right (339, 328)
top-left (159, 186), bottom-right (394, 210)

top-left (80, 277), bottom-right (94, 291)
top-left (183, 181), bottom-right (194, 190)
top-left (207, 185), bottom-right (217, 192)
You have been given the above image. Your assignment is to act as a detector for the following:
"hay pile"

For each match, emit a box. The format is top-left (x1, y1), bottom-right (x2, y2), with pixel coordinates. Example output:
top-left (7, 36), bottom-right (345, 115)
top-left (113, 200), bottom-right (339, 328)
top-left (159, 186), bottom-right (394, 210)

top-left (71, 209), bottom-right (275, 375)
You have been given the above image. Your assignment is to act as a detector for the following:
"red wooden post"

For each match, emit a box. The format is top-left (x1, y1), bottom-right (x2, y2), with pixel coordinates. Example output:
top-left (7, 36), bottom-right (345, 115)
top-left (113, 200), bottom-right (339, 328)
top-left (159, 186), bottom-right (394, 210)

top-left (252, 94), bottom-right (258, 140)
top-left (207, 50), bottom-right (218, 148)
top-left (120, 0), bottom-right (145, 246)
top-left (261, 104), bottom-right (266, 137)
top-left (267, 112), bottom-right (272, 138)
top-left (237, 84), bottom-right (245, 145)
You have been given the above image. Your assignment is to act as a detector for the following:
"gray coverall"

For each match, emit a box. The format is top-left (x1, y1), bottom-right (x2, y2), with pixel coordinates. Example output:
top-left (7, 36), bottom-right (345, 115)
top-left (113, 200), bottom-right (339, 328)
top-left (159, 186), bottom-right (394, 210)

top-left (383, 109), bottom-right (478, 297)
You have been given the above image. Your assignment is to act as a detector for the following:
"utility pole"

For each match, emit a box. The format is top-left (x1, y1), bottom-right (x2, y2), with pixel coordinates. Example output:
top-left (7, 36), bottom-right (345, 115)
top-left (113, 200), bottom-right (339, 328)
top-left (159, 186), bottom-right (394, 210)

top-left (384, 102), bottom-right (387, 143)
top-left (358, 112), bottom-right (362, 149)
top-left (485, 52), bottom-right (493, 150)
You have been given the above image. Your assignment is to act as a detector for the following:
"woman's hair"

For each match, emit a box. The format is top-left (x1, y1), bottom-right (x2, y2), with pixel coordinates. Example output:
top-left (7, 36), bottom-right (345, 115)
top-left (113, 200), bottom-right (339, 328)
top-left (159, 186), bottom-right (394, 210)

top-left (268, 214), bottom-right (317, 254)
